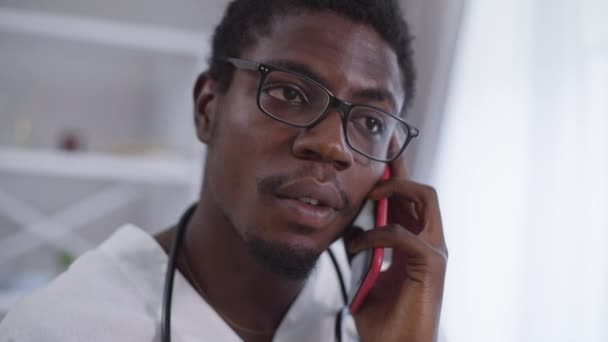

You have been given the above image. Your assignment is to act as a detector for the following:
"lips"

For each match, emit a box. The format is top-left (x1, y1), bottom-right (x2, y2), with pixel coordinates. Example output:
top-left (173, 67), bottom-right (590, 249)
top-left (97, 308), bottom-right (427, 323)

top-left (271, 177), bottom-right (344, 230)
top-left (274, 178), bottom-right (344, 211)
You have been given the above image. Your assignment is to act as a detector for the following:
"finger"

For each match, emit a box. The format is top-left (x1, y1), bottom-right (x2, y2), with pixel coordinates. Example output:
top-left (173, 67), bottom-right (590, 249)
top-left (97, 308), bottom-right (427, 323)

top-left (347, 225), bottom-right (448, 287)
top-left (390, 197), bottom-right (423, 234)
top-left (342, 226), bottom-right (365, 261)
top-left (343, 225), bottom-right (364, 243)
top-left (369, 179), bottom-right (438, 213)
top-left (346, 224), bottom-right (441, 258)
top-left (368, 179), bottom-right (445, 246)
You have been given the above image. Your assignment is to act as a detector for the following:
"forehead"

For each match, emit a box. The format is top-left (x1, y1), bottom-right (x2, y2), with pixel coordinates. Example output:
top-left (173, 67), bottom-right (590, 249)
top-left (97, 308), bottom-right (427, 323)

top-left (242, 11), bottom-right (405, 108)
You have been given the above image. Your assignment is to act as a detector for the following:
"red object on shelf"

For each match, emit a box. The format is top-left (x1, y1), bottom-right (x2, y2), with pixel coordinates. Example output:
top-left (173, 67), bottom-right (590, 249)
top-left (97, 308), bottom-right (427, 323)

top-left (58, 130), bottom-right (83, 151)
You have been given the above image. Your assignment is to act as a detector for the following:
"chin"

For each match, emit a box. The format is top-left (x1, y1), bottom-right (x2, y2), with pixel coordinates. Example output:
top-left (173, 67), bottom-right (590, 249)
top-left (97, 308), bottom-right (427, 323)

top-left (243, 231), bottom-right (322, 281)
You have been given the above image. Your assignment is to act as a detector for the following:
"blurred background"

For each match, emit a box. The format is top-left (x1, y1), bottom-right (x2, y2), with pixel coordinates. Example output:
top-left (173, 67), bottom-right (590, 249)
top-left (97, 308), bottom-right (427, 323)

top-left (0, 1), bottom-right (606, 341)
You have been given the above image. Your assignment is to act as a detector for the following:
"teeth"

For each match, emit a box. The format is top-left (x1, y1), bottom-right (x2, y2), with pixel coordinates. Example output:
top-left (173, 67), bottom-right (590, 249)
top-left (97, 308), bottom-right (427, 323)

top-left (298, 197), bottom-right (320, 206)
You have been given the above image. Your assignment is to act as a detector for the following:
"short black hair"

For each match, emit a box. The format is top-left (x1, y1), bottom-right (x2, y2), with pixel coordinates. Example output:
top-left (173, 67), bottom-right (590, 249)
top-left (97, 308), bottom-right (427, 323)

top-left (207, 0), bottom-right (416, 111)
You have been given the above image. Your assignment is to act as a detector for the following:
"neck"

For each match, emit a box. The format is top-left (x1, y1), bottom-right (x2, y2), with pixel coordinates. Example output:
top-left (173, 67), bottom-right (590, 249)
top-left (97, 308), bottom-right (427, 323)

top-left (161, 191), bottom-right (307, 338)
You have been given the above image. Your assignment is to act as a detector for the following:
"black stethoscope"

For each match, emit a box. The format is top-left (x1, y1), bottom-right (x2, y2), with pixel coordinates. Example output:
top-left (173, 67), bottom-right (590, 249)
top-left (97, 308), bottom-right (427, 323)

top-left (160, 204), bottom-right (348, 342)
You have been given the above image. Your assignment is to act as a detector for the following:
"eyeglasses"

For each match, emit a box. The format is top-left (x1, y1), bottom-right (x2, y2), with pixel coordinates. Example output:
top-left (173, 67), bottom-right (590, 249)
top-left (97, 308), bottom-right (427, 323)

top-left (224, 57), bottom-right (420, 162)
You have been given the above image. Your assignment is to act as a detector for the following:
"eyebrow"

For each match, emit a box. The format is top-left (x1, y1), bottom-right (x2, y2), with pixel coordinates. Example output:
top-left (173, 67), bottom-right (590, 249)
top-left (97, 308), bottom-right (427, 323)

top-left (263, 59), bottom-right (399, 113)
top-left (353, 88), bottom-right (398, 112)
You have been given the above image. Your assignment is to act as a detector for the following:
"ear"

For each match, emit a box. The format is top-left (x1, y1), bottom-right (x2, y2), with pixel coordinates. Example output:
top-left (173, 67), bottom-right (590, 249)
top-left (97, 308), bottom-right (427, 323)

top-left (193, 72), bottom-right (220, 144)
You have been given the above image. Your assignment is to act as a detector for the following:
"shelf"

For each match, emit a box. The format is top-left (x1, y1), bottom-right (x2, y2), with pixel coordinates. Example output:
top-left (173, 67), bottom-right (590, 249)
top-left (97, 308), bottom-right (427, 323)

top-left (0, 146), bottom-right (200, 186)
top-left (0, 7), bottom-right (208, 58)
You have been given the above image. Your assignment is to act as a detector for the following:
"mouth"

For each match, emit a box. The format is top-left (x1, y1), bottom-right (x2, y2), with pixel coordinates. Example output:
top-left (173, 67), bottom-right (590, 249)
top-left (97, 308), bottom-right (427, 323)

top-left (273, 195), bottom-right (338, 230)
top-left (272, 177), bottom-right (344, 230)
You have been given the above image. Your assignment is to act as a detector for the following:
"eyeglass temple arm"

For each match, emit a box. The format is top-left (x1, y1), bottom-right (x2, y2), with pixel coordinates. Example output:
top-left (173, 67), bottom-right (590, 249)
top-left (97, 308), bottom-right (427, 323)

top-left (226, 58), bottom-right (260, 71)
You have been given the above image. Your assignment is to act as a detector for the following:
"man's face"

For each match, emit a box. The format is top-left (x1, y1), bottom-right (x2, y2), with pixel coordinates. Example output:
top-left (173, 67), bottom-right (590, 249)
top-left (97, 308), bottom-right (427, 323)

top-left (199, 11), bottom-right (405, 279)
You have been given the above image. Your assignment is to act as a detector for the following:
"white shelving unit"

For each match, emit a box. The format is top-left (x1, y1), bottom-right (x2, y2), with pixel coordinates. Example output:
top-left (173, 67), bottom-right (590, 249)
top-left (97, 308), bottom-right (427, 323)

top-left (0, 146), bottom-right (200, 186)
top-left (0, 147), bottom-right (202, 314)
top-left (0, 7), bottom-right (208, 58)
top-left (0, 1), bottom-right (225, 315)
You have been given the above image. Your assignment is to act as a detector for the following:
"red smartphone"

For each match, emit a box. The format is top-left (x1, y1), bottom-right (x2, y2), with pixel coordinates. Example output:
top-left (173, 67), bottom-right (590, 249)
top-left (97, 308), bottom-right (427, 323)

top-left (348, 166), bottom-right (391, 313)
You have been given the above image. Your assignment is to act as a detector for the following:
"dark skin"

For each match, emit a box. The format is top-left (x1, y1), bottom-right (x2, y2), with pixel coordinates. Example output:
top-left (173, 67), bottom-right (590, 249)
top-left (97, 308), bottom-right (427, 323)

top-left (156, 11), bottom-right (447, 342)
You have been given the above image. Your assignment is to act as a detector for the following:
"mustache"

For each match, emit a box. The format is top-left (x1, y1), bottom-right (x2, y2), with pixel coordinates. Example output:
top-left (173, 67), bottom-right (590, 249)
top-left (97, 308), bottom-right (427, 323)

top-left (257, 165), bottom-right (352, 213)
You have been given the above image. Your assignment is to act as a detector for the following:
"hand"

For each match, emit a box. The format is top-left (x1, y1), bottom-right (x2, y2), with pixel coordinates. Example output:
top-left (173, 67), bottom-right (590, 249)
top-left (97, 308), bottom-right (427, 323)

top-left (346, 158), bottom-right (448, 342)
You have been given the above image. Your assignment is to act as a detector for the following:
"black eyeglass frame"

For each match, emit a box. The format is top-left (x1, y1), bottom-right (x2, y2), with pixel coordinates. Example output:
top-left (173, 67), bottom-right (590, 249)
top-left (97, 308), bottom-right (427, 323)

top-left (224, 57), bottom-right (420, 163)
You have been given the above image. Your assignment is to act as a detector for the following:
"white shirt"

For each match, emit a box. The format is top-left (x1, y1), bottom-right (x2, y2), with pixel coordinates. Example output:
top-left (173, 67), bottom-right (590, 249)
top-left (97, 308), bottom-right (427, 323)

top-left (0, 225), bottom-right (358, 342)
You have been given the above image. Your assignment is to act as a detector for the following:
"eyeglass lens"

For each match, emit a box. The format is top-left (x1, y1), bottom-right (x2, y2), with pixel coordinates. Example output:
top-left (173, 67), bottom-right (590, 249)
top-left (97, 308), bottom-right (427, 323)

top-left (258, 70), bottom-right (409, 161)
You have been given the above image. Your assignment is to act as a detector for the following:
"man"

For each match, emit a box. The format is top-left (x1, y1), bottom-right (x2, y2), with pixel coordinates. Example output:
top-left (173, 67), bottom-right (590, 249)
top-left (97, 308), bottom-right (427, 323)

top-left (0, 1), bottom-right (448, 341)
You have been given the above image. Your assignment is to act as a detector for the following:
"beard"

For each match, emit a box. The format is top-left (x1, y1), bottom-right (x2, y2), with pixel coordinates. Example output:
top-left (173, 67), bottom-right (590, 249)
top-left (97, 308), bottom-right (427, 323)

top-left (213, 189), bottom-right (322, 281)
top-left (243, 231), bottom-right (320, 281)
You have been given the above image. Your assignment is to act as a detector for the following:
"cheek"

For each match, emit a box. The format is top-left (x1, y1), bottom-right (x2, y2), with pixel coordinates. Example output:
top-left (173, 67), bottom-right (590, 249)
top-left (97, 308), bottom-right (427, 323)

top-left (218, 81), bottom-right (294, 159)
top-left (343, 164), bottom-right (385, 214)
top-left (206, 98), bottom-right (295, 228)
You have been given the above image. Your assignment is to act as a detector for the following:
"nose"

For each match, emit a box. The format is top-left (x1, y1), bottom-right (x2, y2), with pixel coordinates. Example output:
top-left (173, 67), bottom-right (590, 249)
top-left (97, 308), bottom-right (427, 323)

top-left (292, 110), bottom-right (354, 171)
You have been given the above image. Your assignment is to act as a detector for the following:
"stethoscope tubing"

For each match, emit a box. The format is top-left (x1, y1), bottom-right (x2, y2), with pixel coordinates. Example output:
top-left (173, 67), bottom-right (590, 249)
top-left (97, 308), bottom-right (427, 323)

top-left (160, 204), bottom-right (347, 342)
top-left (161, 204), bottom-right (196, 342)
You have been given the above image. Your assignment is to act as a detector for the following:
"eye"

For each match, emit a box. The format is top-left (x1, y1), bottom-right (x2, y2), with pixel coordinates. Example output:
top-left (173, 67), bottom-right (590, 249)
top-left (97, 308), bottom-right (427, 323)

top-left (353, 115), bottom-right (385, 135)
top-left (265, 86), bottom-right (307, 104)
top-left (365, 117), bottom-right (384, 134)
